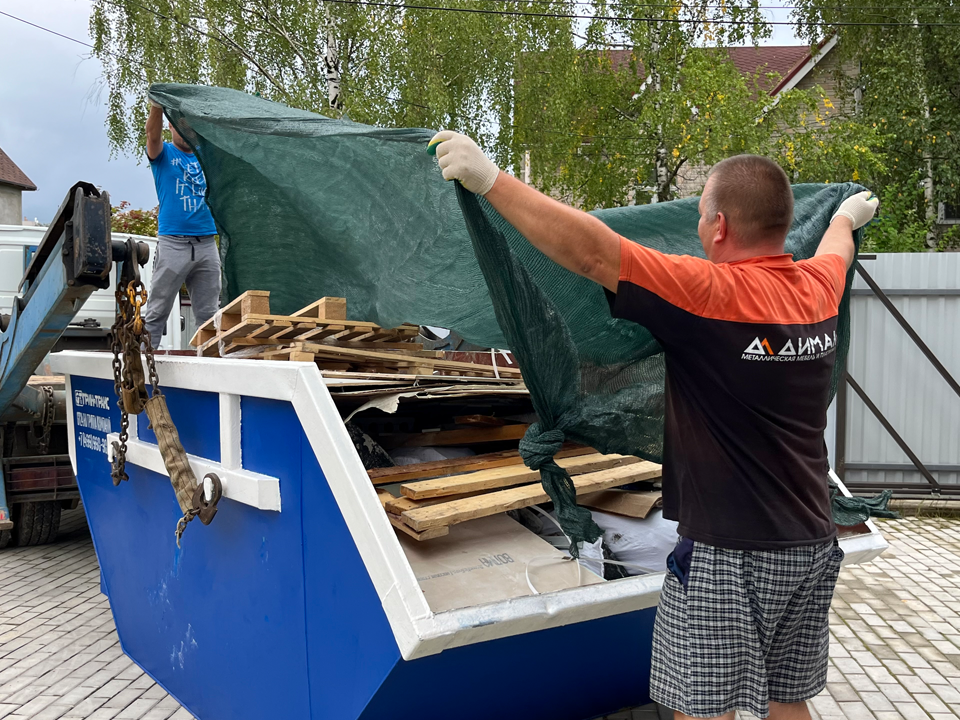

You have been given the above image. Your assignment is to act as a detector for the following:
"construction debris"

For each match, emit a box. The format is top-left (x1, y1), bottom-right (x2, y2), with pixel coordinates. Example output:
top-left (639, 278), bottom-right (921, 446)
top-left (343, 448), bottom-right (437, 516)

top-left (190, 291), bottom-right (522, 379)
top-left (198, 294), bottom-right (662, 545)
top-left (373, 452), bottom-right (663, 541)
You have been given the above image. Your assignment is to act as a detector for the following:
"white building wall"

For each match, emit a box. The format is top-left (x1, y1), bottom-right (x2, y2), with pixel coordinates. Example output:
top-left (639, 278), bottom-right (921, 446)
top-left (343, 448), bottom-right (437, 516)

top-left (0, 185), bottom-right (22, 225)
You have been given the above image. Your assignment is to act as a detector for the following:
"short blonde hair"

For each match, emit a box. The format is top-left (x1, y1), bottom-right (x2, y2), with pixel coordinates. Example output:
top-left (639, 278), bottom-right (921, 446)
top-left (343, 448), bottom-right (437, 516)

top-left (705, 155), bottom-right (794, 242)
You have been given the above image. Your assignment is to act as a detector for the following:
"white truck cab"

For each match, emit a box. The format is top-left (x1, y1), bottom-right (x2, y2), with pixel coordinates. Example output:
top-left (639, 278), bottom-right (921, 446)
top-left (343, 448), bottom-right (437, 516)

top-left (0, 225), bottom-right (182, 351)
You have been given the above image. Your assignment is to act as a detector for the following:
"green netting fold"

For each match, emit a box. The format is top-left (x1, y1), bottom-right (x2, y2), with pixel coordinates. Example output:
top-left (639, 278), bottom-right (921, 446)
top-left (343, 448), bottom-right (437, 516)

top-left (829, 481), bottom-right (899, 526)
top-left (149, 83), bottom-right (878, 548)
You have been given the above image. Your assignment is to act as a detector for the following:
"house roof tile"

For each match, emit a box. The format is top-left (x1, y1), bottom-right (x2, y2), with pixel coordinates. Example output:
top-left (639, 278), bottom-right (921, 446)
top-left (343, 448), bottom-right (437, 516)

top-left (0, 147), bottom-right (37, 191)
top-left (606, 45), bottom-right (814, 96)
top-left (727, 45), bottom-right (813, 93)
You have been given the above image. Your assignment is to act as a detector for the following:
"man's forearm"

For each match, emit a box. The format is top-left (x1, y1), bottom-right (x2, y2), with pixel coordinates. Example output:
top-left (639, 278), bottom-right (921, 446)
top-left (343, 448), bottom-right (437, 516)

top-left (483, 172), bottom-right (621, 291)
top-left (146, 104), bottom-right (164, 160)
top-left (815, 217), bottom-right (855, 270)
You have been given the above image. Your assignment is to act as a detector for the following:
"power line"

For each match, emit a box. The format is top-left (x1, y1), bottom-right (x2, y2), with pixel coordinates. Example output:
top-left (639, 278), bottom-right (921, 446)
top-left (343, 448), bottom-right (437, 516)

top-left (469, 0), bottom-right (956, 12)
top-left (0, 9), bottom-right (164, 76)
top-left (0, 4), bottom-right (920, 161)
top-left (315, 0), bottom-right (960, 27)
top-left (0, 9), bottom-right (98, 49)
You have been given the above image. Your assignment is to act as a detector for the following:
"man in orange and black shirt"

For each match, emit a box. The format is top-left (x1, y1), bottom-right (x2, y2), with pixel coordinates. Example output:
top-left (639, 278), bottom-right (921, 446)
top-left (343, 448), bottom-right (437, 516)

top-left (429, 131), bottom-right (878, 720)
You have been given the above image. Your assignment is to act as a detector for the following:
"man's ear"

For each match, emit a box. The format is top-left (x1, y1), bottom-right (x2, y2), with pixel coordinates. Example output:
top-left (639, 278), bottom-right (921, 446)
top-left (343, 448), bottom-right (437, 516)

top-left (715, 212), bottom-right (728, 244)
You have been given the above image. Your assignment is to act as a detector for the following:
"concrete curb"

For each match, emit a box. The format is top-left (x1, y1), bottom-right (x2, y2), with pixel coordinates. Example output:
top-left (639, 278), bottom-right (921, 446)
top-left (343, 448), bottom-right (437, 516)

top-left (888, 498), bottom-right (960, 518)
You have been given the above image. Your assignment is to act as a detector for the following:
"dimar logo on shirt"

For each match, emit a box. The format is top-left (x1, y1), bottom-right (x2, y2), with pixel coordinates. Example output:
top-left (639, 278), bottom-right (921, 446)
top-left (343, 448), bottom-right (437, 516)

top-left (742, 331), bottom-right (838, 362)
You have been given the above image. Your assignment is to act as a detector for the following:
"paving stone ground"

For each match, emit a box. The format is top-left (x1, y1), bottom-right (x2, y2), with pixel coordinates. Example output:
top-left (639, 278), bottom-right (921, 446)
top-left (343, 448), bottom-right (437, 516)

top-left (1, 511), bottom-right (958, 720)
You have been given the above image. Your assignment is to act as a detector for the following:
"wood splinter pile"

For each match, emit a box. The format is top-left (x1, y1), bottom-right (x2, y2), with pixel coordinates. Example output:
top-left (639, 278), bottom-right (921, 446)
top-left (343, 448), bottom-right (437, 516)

top-left (368, 442), bottom-right (663, 542)
top-left (190, 290), bottom-right (521, 379)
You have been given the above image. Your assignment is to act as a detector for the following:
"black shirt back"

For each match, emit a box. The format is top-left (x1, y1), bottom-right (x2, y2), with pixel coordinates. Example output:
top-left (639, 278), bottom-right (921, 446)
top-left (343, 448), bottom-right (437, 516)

top-left (607, 239), bottom-right (844, 550)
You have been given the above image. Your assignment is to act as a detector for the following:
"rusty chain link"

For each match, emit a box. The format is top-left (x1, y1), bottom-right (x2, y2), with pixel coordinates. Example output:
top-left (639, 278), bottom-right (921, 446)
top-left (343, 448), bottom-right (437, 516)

top-left (110, 274), bottom-right (156, 485)
top-left (110, 241), bottom-right (222, 544)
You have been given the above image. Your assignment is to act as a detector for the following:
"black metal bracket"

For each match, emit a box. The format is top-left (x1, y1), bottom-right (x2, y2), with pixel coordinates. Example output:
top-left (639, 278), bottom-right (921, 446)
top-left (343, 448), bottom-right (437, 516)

top-left (835, 261), bottom-right (958, 494)
top-left (855, 263), bottom-right (960, 399)
top-left (844, 373), bottom-right (940, 489)
top-left (63, 187), bottom-right (113, 290)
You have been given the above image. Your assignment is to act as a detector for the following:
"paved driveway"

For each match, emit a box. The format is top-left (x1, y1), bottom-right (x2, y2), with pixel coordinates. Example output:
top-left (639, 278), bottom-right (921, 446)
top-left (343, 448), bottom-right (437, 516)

top-left (1, 511), bottom-right (958, 720)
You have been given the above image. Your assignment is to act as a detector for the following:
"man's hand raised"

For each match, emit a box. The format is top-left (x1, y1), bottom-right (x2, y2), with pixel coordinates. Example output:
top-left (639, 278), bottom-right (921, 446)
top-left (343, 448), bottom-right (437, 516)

top-left (428, 130), bottom-right (501, 196)
top-left (817, 189), bottom-right (879, 270)
top-left (831, 190), bottom-right (879, 230)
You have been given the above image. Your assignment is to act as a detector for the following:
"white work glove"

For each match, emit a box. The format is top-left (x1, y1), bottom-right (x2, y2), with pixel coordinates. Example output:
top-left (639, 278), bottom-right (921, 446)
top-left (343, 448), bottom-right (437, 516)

top-left (831, 190), bottom-right (879, 229)
top-left (428, 130), bottom-right (500, 196)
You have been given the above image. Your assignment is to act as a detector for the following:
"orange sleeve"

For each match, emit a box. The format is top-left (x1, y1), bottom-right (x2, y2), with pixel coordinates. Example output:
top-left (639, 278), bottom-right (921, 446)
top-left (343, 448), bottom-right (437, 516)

top-left (797, 254), bottom-right (847, 306)
top-left (618, 236), bottom-right (716, 316)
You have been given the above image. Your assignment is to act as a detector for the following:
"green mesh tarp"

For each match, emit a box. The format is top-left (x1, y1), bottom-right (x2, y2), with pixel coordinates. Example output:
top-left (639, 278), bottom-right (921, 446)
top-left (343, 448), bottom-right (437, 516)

top-left (150, 83), bottom-right (891, 546)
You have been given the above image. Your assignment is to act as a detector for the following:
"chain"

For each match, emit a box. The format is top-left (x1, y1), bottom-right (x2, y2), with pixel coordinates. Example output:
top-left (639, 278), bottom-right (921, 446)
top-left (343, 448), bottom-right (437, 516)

top-left (110, 273), bottom-right (159, 486)
top-left (36, 385), bottom-right (54, 455)
top-left (109, 305), bottom-right (128, 485)
top-left (109, 240), bottom-right (222, 546)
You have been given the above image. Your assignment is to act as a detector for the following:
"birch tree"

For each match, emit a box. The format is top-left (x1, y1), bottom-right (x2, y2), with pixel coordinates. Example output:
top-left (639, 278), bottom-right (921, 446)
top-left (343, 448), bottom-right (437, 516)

top-left (89, 0), bottom-right (883, 209)
top-left (792, 0), bottom-right (960, 248)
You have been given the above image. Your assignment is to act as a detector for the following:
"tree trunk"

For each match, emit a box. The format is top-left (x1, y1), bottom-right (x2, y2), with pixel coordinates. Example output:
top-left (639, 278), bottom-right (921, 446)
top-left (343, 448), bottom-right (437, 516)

top-left (913, 16), bottom-right (936, 248)
top-left (324, 5), bottom-right (343, 112)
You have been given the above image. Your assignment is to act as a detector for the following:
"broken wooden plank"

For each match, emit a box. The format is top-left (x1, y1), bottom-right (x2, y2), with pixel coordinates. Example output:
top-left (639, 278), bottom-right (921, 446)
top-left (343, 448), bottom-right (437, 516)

top-left (400, 453), bottom-right (641, 500)
top-left (366, 446), bottom-right (591, 485)
top-left (321, 370), bottom-right (526, 386)
top-left (400, 461), bottom-right (663, 532)
top-left (384, 488), bottom-right (491, 515)
top-left (391, 423), bottom-right (530, 448)
top-left (388, 514), bottom-right (449, 541)
top-left (299, 342), bottom-right (521, 378)
top-left (578, 489), bottom-right (663, 519)
top-left (323, 340), bottom-right (427, 352)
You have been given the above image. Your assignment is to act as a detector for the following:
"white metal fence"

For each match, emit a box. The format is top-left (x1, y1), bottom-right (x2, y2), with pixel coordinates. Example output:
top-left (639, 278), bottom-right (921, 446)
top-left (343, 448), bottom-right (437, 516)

top-left (825, 252), bottom-right (960, 495)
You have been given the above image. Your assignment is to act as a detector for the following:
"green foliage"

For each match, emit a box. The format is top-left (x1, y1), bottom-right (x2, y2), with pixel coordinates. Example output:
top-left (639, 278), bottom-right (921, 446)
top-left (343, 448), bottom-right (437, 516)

top-left (91, 0), bottom-right (883, 209)
top-left (861, 173), bottom-right (932, 252)
top-left (792, 0), bottom-right (960, 250)
top-left (111, 201), bottom-right (158, 237)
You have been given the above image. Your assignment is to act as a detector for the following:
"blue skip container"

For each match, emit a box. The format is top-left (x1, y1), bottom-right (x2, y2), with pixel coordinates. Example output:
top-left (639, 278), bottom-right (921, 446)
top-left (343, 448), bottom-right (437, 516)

top-left (52, 351), bottom-right (888, 720)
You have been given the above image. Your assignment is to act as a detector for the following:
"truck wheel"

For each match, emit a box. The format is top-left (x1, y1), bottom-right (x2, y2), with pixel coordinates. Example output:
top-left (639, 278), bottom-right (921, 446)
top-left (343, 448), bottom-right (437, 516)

top-left (0, 529), bottom-right (11, 549)
top-left (13, 501), bottom-right (62, 547)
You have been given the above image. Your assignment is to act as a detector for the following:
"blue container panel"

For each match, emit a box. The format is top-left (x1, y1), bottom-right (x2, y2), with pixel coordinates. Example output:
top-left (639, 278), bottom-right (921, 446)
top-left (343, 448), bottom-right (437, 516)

top-left (359, 610), bottom-right (656, 720)
top-left (297, 412), bottom-right (403, 719)
top-left (72, 377), bottom-right (311, 720)
top-left (138, 386), bottom-right (221, 462)
top-left (72, 377), bottom-right (656, 720)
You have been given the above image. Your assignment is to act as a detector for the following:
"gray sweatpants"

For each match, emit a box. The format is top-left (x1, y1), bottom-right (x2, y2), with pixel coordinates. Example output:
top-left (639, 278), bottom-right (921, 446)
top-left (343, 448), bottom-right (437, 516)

top-left (144, 234), bottom-right (222, 348)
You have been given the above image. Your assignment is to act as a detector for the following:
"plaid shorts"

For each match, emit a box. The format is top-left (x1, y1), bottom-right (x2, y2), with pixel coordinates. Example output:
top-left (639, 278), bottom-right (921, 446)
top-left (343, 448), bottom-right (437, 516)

top-left (651, 538), bottom-right (843, 719)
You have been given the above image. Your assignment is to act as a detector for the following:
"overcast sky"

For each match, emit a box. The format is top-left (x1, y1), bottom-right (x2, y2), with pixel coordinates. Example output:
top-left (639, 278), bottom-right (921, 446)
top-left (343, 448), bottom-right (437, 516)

top-left (0, 0), bottom-right (801, 225)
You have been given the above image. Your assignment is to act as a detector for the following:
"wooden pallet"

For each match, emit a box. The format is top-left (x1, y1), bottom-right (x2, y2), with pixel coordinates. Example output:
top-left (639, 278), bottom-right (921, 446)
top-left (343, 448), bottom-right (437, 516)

top-left (189, 291), bottom-right (516, 378)
top-left (381, 455), bottom-right (663, 540)
top-left (191, 291), bottom-right (421, 358)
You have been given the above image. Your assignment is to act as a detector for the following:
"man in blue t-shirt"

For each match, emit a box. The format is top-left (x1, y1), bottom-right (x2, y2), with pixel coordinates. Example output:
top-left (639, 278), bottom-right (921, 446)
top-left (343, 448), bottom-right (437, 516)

top-left (143, 99), bottom-right (221, 347)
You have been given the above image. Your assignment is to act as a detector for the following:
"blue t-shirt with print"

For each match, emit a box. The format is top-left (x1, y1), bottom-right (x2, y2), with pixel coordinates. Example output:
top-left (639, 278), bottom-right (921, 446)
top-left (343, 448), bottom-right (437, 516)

top-left (149, 142), bottom-right (217, 236)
